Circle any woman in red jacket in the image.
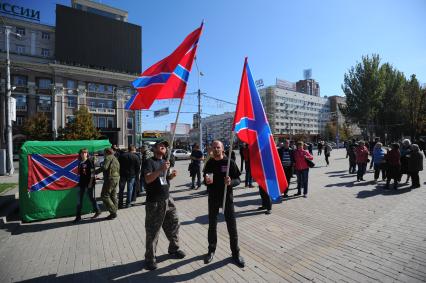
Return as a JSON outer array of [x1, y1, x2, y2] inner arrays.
[[385, 143, 401, 190], [293, 141, 314, 197], [355, 141, 369, 181]]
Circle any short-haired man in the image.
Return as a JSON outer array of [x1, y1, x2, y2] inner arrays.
[[144, 140, 185, 270], [118, 145, 141, 208], [203, 140, 245, 268]]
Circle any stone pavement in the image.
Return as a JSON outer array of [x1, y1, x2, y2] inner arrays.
[[0, 149, 425, 282]]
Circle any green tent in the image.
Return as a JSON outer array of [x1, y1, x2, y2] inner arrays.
[[19, 140, 111, 222]]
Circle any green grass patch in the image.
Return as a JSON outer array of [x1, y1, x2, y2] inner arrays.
[[0, 183, 18, 195]]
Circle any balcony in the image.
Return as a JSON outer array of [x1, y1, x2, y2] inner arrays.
[[88, 107, 116, 115], [16, 105, 27, 111], [37, 105, 52, 112]]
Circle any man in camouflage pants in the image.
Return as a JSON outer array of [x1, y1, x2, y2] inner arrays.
[[143, 140, 186, 270], [96, 147, 120, 220]]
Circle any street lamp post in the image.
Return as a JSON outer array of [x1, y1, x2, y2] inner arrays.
[[4, 26, 21, 175]]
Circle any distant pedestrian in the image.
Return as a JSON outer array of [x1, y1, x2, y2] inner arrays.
[[293, 141, 314, 197], [324, 142, 332, 166], [400, 139, 412, 183], [257, 186, 272, 214], [407, 144, 423, 189], [144, 140, 186, 270], [385, 143, 401, 190], [190, 143, 203, 189], [348, 141, 357, 174], [369, 137, 380, 169], [277, 140, 294, 198], [372, 142, 386, 182], [243, 144, 253, 188], [307, 143, 313, 155], [96, 148, 120, 220], [355, 141, 369, 181], [239, 144, 245, 172], [73, 148, 101, 223], [317, 141, 323, 156], [118, 145, 141, 208]]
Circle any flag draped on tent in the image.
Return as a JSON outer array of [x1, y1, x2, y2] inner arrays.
[[125, 23, 203, 110], [233, 58, 288, 200]]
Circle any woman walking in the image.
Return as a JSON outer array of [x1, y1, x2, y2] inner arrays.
[[293, 141, 314, 198], [385, 143, 401, 190], [355, 141, 369, 181], [372, 142, 386, 182], [400, 139, 412, 183], [407, 144, 423, 189]]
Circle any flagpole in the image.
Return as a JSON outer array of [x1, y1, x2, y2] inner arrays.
[[167, 98, 184, 161], [221, 122, 236, 214]]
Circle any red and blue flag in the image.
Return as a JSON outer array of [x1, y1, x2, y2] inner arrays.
[[125, 23, 203, 110], [28, 154, 80, 192], [233, 58, 288, 200]]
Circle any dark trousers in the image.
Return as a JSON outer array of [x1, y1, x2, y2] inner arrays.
[[208, 194, 239, 256], [76, 185, 99, 217], [145, 198, 180, 263], [245, 161, 252, 186], [283, 166, 293, 195], [318, 149, 322, 155], [240, 157, 244, 172], [357, 163, 367, 180], [349, 161, 356, 174], [325, 154, 330, 165], [296, 169, 309, 195], [410, 171, 420, 187], [258, 188, 271, 210], [191, 165, 201, 188], [374, 164, 386, 180]]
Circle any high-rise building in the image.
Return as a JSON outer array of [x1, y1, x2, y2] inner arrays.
[[296, 79, 320, 96], [0, 0, 142, 155], [200, 112, 234, 146]]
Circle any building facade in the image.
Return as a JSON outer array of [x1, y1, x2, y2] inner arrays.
[[0, 0, 141, 155], [296, 79, 320, 97], [259, 85, 330, 138], [200, 112, 234, 147]]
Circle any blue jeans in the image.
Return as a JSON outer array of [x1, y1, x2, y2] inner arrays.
[[76, 185, 100, 217], [119, 177, 136, 206], [296, 169, 309, 195]]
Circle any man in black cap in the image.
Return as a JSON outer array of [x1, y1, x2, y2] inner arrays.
[[143, 140, 185, 270], [203, 140, 245, 268]]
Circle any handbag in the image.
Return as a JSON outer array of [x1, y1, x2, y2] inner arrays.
[[305, 158, 315, 168]]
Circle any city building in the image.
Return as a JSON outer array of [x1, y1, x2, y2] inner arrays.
[[328, 95, 361, 137], [200, 112, 234, 146], [296, 79, 320, 96], [0, 0, 142, 155], [259, 84, 330, 139]]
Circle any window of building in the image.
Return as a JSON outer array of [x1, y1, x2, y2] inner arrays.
[[127, 117, 133, 130], [41, 32, 50, 40], [16, 27, 25, 36], [12, 75, 27, 86], [67, 80, 76, 90], [66, 115, 75, 124], [41, 48, 50, 57], [127, 135, 133, 146], [38, 96, 51, 105], [92, 117, 97, 127], [67, 96, 76, 108], [38, 78, 52, 89], [16, 44, 25, 54], [15, 116, 24, 126], [107, 117, 114, 128], [98, 117, 106, 128], [90, 101, 96, 108]]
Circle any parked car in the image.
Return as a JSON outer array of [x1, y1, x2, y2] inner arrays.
[[172, 149, 191, 160]]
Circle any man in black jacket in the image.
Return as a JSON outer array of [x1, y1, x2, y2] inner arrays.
[[118, 145, 141, 208], [203, 140, 245, 268]]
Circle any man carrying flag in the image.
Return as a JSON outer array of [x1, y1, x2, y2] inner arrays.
[[232, 58, 288, 201]]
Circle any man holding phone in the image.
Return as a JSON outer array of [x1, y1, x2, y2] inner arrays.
[[203, 140, 245, 268], [143, 140, 185, 270]]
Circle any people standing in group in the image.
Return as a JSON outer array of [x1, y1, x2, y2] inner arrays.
[[317, 141, 323, 156], [407, 144, 423, 189], [203, 140, 245, 267], [355, 141, 369, 181], [112, 144, 122, 159], [369, 137, 380, 170], [293, 141, 314, 198], [400, 139, 412, 184], [242, 143, 253, 188], [143, 140, 185, 271], [384, 143, 401, 190], [190, 143, 204, 190], [278, 140, 295, 198], [324, 142, 332, 166], [96, 147, 120, 220], [73, 148, 101, 223], [372, 142, 386, 182], [118, 145, 141, 209], [348, 140, 357, 174]]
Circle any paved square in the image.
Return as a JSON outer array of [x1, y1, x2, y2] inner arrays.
[[0, 149, 425, 282]]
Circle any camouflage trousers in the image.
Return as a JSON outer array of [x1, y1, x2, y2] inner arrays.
[[145, 197, 180, 263], [101, 177, 119, 214]]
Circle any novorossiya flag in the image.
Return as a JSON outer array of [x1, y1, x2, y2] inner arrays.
[[233, 58, 288, 200]]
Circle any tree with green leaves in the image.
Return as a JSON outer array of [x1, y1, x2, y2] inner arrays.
[[22, 113, 52, 140], [58, 106, 100, 140], [403, 75, 425, 139]]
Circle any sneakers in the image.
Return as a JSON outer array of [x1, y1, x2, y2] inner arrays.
[[169, 250, 186, 259], [204, 251, 214, 264], [145, 261, 157, 271]]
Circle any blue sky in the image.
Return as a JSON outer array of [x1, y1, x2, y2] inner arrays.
[[14, 0, 426, 131]]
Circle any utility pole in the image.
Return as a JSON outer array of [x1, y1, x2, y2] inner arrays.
[[195, 57, 203, 151], [4, 26, 20, 175]]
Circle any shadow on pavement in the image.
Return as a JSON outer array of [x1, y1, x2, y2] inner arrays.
[[18, 255, 232, 283], [357, 186, 412, 199], [180, 208, 264, 226], [325, 170, 347, 174]]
